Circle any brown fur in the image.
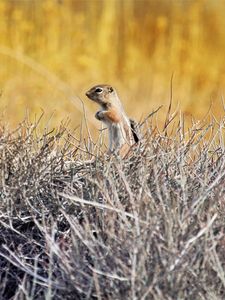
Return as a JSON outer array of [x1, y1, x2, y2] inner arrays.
[[100, 109, 122, 123]]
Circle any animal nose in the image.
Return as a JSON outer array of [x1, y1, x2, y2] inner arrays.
[[86, 91, 93, 100]]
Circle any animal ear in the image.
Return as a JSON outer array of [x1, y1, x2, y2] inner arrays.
[[108, 86, 114, 93]]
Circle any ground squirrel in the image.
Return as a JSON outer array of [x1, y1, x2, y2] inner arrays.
[[86, 84, 139, 156]]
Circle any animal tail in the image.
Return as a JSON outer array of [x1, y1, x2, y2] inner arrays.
[[129, 119, 140, 143]]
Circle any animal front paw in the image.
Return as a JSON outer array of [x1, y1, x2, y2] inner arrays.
[[95, 111, 104, 121]]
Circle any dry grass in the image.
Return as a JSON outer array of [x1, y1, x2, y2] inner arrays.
[[0, 107, 225, 299]]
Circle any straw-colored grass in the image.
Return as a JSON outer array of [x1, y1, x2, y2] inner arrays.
[[0, 0, 225, 129]]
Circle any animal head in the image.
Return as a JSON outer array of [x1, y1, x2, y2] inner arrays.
[[85, 84, 116, 107]]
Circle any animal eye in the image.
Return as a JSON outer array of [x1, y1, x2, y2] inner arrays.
[[95, 87, 103, 94]]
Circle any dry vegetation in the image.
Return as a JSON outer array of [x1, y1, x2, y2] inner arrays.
[[0, 107, 225, 299]]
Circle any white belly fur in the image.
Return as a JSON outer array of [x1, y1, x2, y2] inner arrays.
[[108, 120, 129, 152]]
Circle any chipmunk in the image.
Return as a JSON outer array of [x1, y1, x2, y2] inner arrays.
[[86, 84, 139, 156]]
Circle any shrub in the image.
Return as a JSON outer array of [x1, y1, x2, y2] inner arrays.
[[0, 111, 225, 299]]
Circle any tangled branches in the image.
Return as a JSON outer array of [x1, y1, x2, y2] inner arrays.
[[0, 112, 225, 299]]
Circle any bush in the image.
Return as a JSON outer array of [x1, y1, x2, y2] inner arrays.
[[0, 111, 225, 299]]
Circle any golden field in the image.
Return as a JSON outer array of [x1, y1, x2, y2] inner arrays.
[[0, 0, 225, 130]]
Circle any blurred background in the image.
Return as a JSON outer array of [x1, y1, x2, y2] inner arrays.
[[0, 0, 225, 131]]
